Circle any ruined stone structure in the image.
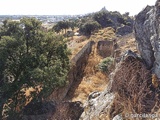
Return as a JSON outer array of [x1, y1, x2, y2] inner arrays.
[[48, 41, 95, 102], [97, 40, 114, 58]]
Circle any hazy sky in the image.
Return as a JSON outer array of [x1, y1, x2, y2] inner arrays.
[[0, 0, 157, 15]]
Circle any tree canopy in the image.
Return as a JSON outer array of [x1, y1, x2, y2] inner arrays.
[[52, 20, 70, 34], [0, 18, 70, 119], [79, 21, 101, 36]]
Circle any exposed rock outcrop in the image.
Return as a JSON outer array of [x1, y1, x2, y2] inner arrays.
[[134, 0, 160, 78], [80, 88, 115, 120], [116, 25, 133, 36]]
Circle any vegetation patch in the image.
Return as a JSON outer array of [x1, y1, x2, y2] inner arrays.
[[0, 18, 70, 119], [98, 57, 114, 73]]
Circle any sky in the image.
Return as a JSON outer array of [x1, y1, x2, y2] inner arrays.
[[0, 0, 157, 16]]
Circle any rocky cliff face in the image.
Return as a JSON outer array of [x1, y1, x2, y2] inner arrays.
[[134, 0, 160, 78]]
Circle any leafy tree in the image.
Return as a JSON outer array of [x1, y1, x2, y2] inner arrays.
[[68, 21, 75, 31], [79, 21, 100, 36], [0, 19, 22, 38], [93, 11, 113, 28], [53, 24, 61, 33], [52, 20, 69, 34], [0, 18, 70, 119], [117, 17, 126, 25]]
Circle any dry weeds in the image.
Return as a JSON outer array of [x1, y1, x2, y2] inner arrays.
[[111, 56, 157, 119], [90, 27, 116, 42], [71, 43, 109, 103], [67, 36, 89, 59], [117, 33, 137, 53], [67, 27, 116, 103]]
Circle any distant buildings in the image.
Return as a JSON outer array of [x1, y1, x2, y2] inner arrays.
[[0, 15, 81, 25]]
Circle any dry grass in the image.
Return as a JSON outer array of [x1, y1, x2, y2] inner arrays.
[[89, 27, 116, 42], [117, 33, 137, 53], [24, 86, 42, 105], [2, 86, 42, 119], [111, 33, 137, 63], [110, 56, 157, 119], [72, 72, 108, 103], [67, 28, 140, 114], [67, 27, 116, 103], [71, 43, 109, 103], [67, 36, 89, 59]]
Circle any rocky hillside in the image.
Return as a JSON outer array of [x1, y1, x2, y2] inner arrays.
[[80, 0, 160, 120], [75, 7, 134, 36], [22, 26, 137, 120], [21, 1, 160, 120]]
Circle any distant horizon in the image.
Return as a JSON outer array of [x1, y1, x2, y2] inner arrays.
[[0, 0, 156, 16]]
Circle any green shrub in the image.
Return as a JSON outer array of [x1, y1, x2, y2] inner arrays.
[[98, 57, 114, 72]]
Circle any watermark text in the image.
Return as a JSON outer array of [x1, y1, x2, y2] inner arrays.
[[125, 113, 160, 119]]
